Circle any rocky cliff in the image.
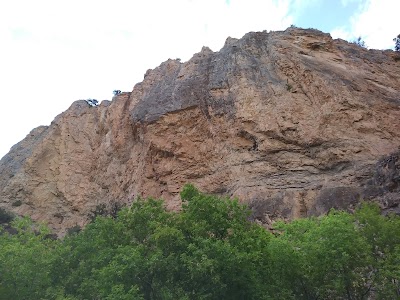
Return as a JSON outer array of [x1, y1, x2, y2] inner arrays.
[[1, 27, 400, 234]]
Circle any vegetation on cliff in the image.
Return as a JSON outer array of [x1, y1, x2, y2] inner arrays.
[[1, 185, 399, 299]]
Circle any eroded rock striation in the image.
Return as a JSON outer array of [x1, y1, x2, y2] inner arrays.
[[1, 28, 400, 234]]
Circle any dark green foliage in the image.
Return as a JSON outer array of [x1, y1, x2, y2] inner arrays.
[[87, 201, 124, 221], [87, 203, 108, 221], [394, 34, 400, 51], [0, 187, 399, 299], [49, 189, 270, 300], [272, 211, 372, 298], [11, 200, 22, 207], [0, 207, 14, 224], [269, 203, 400, 299], [0, 217, 57, 300], [352, 36, 367, 48], [66, 224, 81, 235]]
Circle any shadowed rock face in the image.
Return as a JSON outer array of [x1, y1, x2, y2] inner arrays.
[[1, 28, 400, 234]]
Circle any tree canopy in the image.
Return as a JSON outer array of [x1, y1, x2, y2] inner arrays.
[[352, 36, 367, 48], [1, 184, 399, 299], [394, 34, 400, 51]]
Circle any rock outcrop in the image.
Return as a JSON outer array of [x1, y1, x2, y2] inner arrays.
[[1, 27, 400, 234]]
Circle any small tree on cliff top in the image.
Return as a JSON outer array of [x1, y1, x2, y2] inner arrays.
[[352, 36, 367, 48], [394, 34, 400, 51]]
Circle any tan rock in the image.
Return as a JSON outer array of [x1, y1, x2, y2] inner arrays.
[[1, 28, 400, 234]]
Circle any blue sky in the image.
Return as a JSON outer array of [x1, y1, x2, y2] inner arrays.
[[0, 0, 398, 158], [291, 0, 361, 33]]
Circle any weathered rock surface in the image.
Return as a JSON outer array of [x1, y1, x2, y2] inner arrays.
[[1, 28, 400, 234]]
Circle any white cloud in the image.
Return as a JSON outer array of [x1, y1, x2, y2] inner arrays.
[[350, 0, 399, 49], [331, 27, 353, 41], [331, 0, 399, 49], [0, 0, 293, 158]]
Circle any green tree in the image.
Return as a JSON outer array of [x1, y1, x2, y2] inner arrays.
[[354, 203, 400, 298], [0, 217, 57, 300], [273, 211, 374, 299], [351, 36, 367, 48], [49, 185, 275, 299], [49, 198, 166, 299], [352, 36, 367, 48], [394, 34, 400, 51], [3, 186, 400, 299], [178, 184, 273, 299]]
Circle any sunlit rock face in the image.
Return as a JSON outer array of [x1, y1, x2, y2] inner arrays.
[[1, 27, 399, 234]]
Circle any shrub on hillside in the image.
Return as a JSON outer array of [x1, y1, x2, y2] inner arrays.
[[0, 208, 14, 224], [394, 34, 400, 51], [352, 36, 367, 48]]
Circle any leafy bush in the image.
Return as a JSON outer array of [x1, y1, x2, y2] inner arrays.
[[85, 99, 99, 107], [352, 36, 367, 48], [0, 208, 14, 224], [87, 201, 124, 221], [0, 188, 399, 299], [66, 225, 81, 235], [0, 217, 57, 300], [11, 200, 22, 207], [394, 34, 400, 51]]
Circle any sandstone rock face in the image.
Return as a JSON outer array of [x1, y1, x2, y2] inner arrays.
[[1, 28, 400, 234]]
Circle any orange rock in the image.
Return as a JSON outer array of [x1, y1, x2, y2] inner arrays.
[[1, 28, 399, 235]]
